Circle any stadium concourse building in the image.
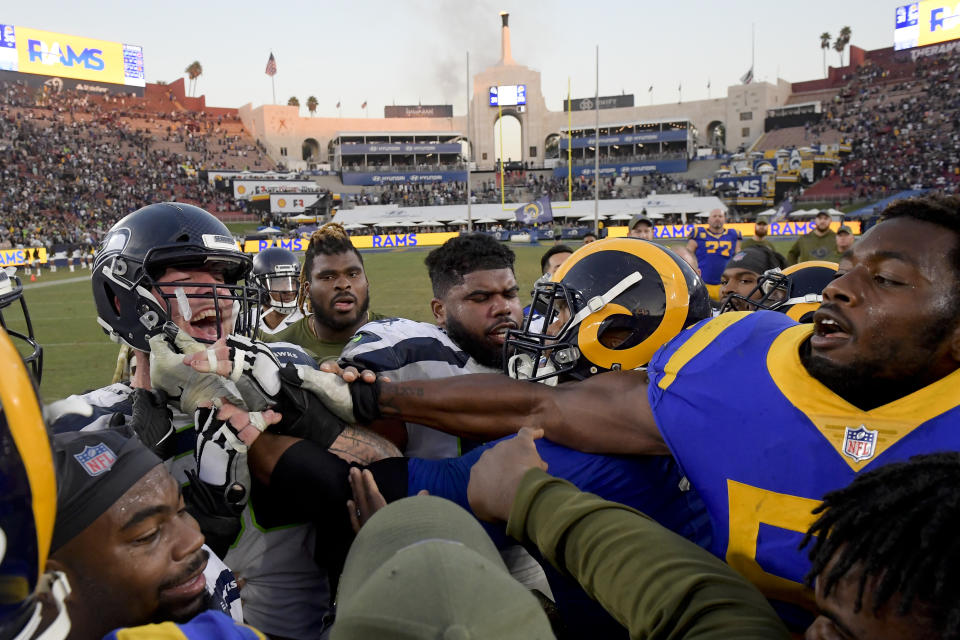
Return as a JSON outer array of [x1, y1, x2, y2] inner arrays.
[[238, 13, 791, 182]]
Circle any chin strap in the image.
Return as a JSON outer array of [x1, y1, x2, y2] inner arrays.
[[16, 571, 72, 640]]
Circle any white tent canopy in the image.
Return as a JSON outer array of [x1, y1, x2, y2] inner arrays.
[[332, 195, 726, 227]]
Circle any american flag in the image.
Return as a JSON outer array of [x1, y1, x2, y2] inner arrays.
[[265, 53, 277, 77], [361, 100, 367, 109], [336, 100, 341, 109]]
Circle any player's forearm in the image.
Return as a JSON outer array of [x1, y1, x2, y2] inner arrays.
[[376, 371, 667, 454], [508, 470, 790, 640], [376, 374, 540, 440]]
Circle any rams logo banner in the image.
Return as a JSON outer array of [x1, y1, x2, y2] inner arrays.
[[0, 248, 48, 266], [12, 26, 144, 87], [514, 197, 554, 224]]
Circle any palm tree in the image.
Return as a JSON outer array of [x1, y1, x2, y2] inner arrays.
[[184, 61, 202, 97], [820, 32, 831, 77], [306, 95, 318, 117], [287, 96, 300, 108], [834, 26, 852, 67]]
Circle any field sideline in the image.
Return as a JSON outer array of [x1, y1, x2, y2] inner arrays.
[[8, 239, 794, 402]]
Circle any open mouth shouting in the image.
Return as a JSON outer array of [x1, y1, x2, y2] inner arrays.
[[811, 306, 853, 351]]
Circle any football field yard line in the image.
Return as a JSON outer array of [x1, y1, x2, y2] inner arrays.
[[22, 275, 92, 289]]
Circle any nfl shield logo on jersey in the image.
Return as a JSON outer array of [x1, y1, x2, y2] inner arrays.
[[73, 442, 118, 477], [842, 425, 878, 462]]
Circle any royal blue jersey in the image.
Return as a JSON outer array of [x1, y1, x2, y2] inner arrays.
[[105, 610, 264, 640], [689, 227, 741, 284], [407, 437, 712, 550], [647, 310, 960, 615]]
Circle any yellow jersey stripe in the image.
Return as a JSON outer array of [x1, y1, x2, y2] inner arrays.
[[657, 312, 752, 391]]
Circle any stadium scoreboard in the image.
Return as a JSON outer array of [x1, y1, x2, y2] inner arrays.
[[895, 2, 960, 50], [0, 24, 144, 87], [489, 84, 526, 107]]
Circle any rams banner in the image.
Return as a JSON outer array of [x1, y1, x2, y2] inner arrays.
[[242, 233, 459, 253], [0, 248, 48, 266], [606, 221, 861, 239], [0, 25, 144, 86]]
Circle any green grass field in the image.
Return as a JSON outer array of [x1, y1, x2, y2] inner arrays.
[[8, 238, 796, 402], [7, 245, 550, 401]]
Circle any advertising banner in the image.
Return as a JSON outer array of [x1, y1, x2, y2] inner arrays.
[[566, 94, 635, 110], [0, 247, 48, 266], [384, 105, 454, 118], [341, 171, 467, 186], [559, 129, 688, 149], [270, 193, 321, 213], [339, 143, 462, 155], [241, 232, 459, 253], [713, 175, 764, 196], [232, 179, 319, 200], [554, 159, 688, 178], [2, 24, 144, 86], [606, 221, 860, 239]]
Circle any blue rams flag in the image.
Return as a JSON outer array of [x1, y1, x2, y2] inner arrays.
[[515, 196, 553, 225]]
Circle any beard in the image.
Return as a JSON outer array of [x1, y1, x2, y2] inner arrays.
[[445, 313, 504, 370], [313, 292, 370, 332], [799, 318, 956, 411]]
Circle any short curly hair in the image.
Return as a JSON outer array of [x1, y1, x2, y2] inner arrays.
[[424, 234, 515, 298]]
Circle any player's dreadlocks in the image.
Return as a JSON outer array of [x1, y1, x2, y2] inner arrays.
[[801, 452, 960, 637], [297, 222, 364, 313], [425, 233, 515, 298]]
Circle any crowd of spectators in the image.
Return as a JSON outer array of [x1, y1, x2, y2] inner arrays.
[[816, 51, 960, 199], [0, 80, 271, 251]]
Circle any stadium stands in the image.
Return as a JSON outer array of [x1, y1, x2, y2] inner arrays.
[[0, 79, 274, 250]]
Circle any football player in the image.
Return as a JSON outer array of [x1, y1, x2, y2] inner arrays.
[[0, 322, 263, 640], [51, 202, 387, 640], [186, 235, 713, 637], [721, 260, 839, 322], [304, 194, 960, 629], [0, 267, 42, 381], [262, 223, 385, 362], [686, 208, 741, 300], [251, 247, 304, 335]]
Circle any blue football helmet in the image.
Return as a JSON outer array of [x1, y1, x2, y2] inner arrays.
[[0, 268, 42, 382], [91, 203, 260, 351]]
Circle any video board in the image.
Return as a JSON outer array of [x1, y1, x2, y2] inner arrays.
[[0, 24, 144, 87], [489, 85, 526, 107], [895, 2, 960, 50]]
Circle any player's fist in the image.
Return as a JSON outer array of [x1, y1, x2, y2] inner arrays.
[[468, 427, 548, 523]]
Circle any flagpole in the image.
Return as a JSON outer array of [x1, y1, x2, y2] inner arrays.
[[271, 76, 276, 105], [466, 50, 472, 233], [593, 44, 599, 236]]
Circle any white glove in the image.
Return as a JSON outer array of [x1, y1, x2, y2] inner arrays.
[[293, 364, 357, 423], [148, 328, 241, 414], [193, 403, 261, 509]]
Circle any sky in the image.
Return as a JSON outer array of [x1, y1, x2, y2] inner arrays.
[[4, 1, 907, 117]]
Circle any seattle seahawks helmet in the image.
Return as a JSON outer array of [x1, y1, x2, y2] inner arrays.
[[721, 260, 838, 322], [506, 238, 711, 383], [252, 247, 301, 316], [0, 268, 42, 382], [0, 325, 71, 640], [91, 202, 260, 351]]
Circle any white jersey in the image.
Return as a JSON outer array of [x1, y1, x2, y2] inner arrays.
[[258, 307, 304, 335], [340, 317, 499, 459], [47, 341, 331, 639]]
